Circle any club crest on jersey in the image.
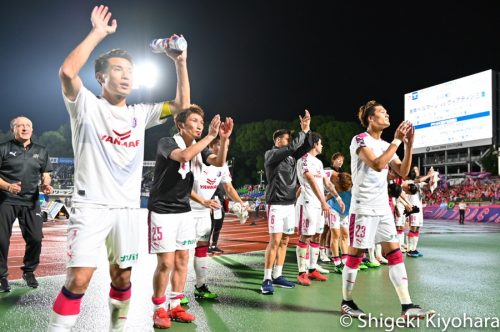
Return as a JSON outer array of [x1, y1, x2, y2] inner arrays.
[[100, 129, 140, 148], [131, 117, 137, 128]]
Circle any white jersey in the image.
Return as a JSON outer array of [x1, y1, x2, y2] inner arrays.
[[407, 181, 424, 209], [350, 132, 397, 215], [190, 163, 232, 211], [296, 153, 325, 208], [64, 85, 167, 208]]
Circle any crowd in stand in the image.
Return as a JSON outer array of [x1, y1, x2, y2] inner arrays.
[[422, 176, 499, 205], [49, 163, 499, 206], [50, 164, 74, 189]]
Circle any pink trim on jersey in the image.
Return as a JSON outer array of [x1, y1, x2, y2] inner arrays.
[[300, 154, 310, 173], [345, 255, 363, 269], [387, 249, 403, 265], [195, 246, 209, 257], [355, 132, 368, 148], [53, 292, 82, 316], [109, 285, 131, 301], [389, 197, 395, 214], [349, 214, 356, 247], [298, 204, 304, 236], [397, 230, 404, 235], [152, 295, 166, 305]]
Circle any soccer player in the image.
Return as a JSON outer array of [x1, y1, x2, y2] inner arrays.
[[341, 100, 434, 319], [48, 5, 190, 331], [148, 105, 233, 328], [296, 132, 345, 286], [406, 166, 435, 257], [188, 136, 246, 301], [326, 172, 352, 273], [261, 110, 311, 294]]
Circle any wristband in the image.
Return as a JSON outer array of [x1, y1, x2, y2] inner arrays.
[[391, 138, 402, 147], [335, 195, 342, 201]]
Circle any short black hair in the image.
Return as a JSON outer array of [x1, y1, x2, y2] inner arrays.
[[310, 132, 322, 145], [407, 183, 418, 195], [94, 49, 133, 75], [273, 129, 291, 142], [174, 104, 205, 131]]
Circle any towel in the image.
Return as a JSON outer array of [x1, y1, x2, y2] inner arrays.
[[173, 133, 204, 179]]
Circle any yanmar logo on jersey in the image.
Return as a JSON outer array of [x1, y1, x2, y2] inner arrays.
[[100, 129, 140, 148], [200, 178, 218, 190]]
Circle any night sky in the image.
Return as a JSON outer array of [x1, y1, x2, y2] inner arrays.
[[2, 1, 500, 141]]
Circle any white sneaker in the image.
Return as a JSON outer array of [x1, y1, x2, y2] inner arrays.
[[315, 264, 330, 274], [376, 256, 388, 264], [320, 251, 331, 262]]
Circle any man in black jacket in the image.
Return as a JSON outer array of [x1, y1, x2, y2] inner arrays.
[[260, 110, 311, 294], [0, 116, 53, 292]]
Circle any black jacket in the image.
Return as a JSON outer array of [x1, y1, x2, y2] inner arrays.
[[264, 131, 311, 205]]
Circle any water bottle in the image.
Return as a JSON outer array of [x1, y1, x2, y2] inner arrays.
[[213, 197, 223, 219], [150, 36, 188, 53]]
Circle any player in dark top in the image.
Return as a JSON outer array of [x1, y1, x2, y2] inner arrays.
[[148, 105, 233, 328], [0, 116, 53, 292], [260, 110, 311, 294]]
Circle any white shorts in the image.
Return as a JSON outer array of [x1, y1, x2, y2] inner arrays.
[[339, 214, 349, 228], [67, 207, 141, 269], [325, 211, 340, 229], [395, 206, 406, 227], [409, 212, 424, 227], [349, 213, 398, 249], [148, 211, 196, 254], [297, 203, 324, 236], [267, 204, 295, 234], [193, 209, 212, 242]]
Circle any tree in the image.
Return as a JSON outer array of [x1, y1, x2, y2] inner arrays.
[[314, 115, 361, 173], [228, 117, 361, 187], [481, 149, 499, 175], [144, 122, 177, 160], [231, 119, 288, 185], [0, 130, 11, 143], [39, 131, 69, 157]]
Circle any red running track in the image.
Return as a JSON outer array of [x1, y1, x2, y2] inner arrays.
[[7, 213, 297, 280]]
